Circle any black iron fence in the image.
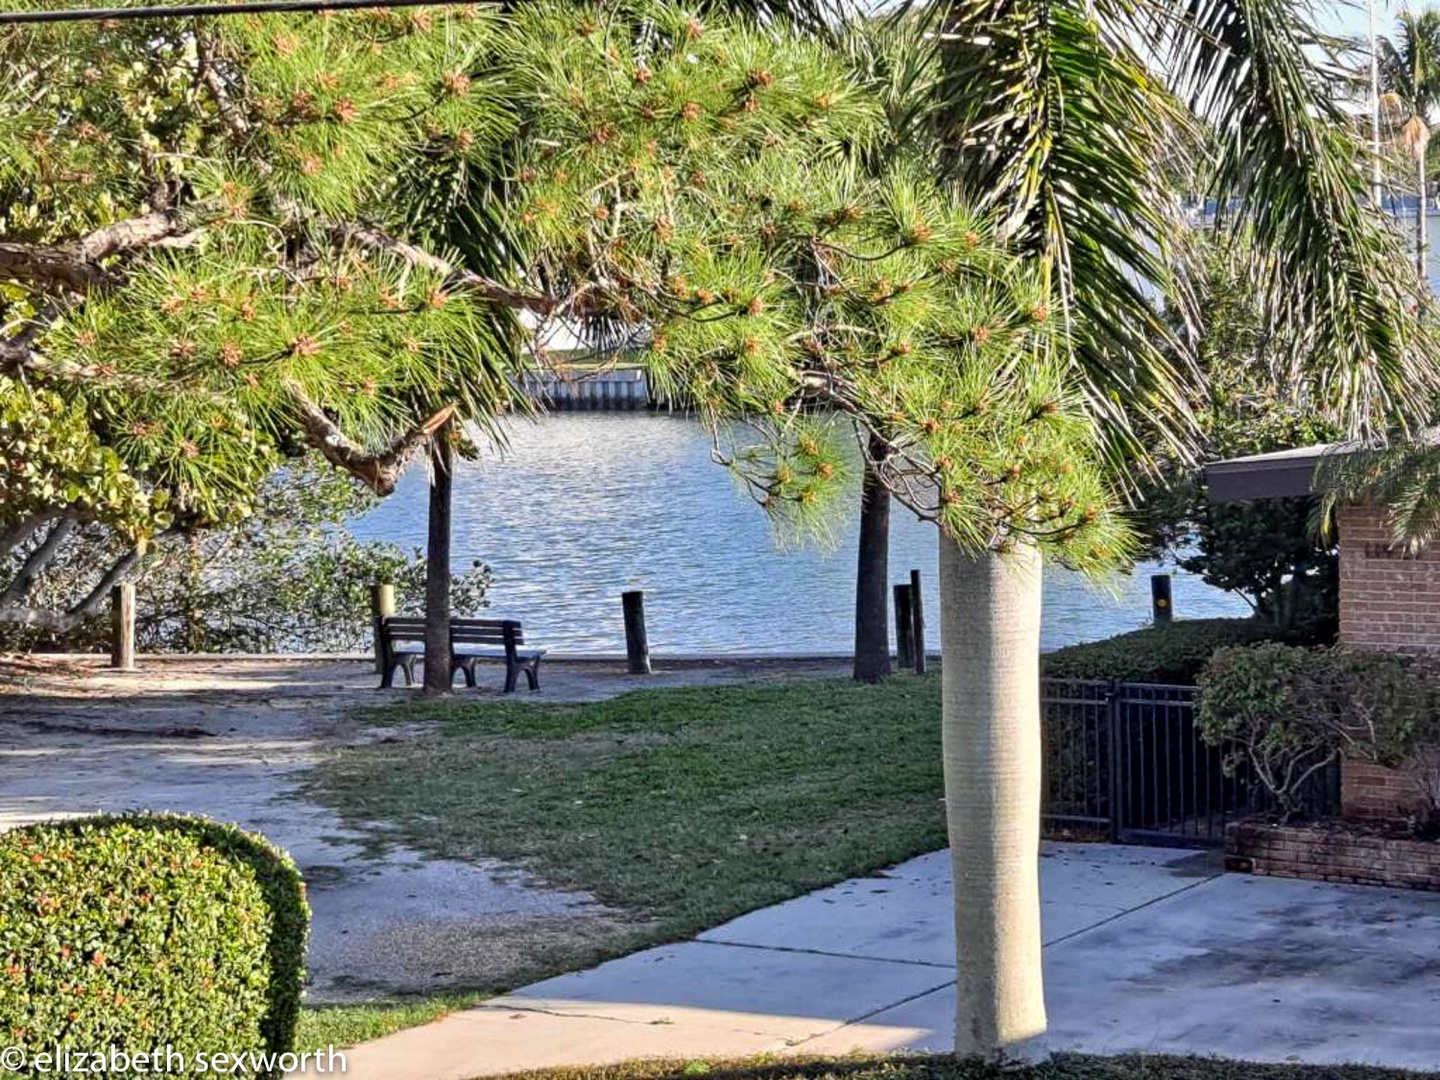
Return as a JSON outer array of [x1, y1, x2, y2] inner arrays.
[[1040, 677, 1339, 848]]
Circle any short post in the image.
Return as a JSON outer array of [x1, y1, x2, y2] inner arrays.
[[109, 583, 135, 671], [370, 582, 395, 673], [1150, 573, 1173, 625], [1106, 679, 1122, 842], [909, 568, 927, 675], [893, 583, 915, 670], [622, 589, 652, 675]]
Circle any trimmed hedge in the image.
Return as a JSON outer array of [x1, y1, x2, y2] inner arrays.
[[0, 814, 308, 1078], [1041, 617, 1281, 685]]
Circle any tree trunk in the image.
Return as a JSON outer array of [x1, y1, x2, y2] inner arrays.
[[939, 535, 1047, 1060], [1419, 144, 1430, 288], [184, 532, 204, 653], [423, 422, 455, 696], [853, 433, 891, 682]]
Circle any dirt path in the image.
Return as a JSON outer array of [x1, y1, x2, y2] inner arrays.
[[0, 655, 846, 1002]]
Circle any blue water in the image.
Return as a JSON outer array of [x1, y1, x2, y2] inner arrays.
[[350, 414, 1250, 654]]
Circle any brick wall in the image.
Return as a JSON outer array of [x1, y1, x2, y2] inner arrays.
[[1336, 505, 1439, 819], [1228, 822, 1439, 890], [1342, 760, 1428, 821], [1338, 504, 1440, 652]]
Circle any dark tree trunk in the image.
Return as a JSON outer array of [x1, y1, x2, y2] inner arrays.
[[853, 432, 891, 683], [423, 422, 454, 696], [183, 531, 204, 652]]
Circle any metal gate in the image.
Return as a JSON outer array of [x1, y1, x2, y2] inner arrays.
[[1040, 677, 1339, 848]]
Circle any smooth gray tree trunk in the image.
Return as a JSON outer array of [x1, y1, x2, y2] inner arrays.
[[939, 535, 1047, 1060]]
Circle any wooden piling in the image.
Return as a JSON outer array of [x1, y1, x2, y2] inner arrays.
[[1151, 573, 1174, 625], [370, 582, 395, 673], [910, 568, 927, 675], [622, 590, 652, 675], [109, 583, 136, 671], [894, 583, 915, 670]]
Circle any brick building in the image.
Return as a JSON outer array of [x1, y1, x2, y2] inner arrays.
[[1206, 446, 1435, 820]]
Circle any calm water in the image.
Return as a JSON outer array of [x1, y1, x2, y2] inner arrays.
[[351, 414, 1249, 654]]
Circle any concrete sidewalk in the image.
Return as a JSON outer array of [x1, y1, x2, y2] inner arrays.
[[322, 843, 1440, 1079]]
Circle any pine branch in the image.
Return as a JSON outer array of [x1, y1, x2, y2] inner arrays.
[[0, 206, 217, 294], [196, 35, 249, 139], [284, 379, 455, 495], [333, 224, 564, 314]]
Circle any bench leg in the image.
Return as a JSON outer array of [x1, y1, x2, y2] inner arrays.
[[524, 660, 540, 692], [455, 659, 478, 694], [379, 663, 395, 690], [503, 663, 519, 694], [400, 655, 417, 687]]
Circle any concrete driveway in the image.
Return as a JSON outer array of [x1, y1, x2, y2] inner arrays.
[[326, 843, 1440, 1079]]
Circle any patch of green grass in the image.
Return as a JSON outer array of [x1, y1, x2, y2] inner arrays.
[[482, 1053, 1437, 1080], [304, 677, 945, 939], [298, 992, 488, 1052]]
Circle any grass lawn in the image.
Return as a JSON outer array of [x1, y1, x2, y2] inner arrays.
[[482, 1054, 1437, 1080], [298, 991, 489, 1053], [304, 677, 945, 942]]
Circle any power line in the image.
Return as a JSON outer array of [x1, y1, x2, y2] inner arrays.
[[0, 0, 469, 25]]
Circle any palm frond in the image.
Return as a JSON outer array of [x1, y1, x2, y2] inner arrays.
[[927, 0, 1201, 469], [1160, 0, 1440, 436], [1314, 434, 1440, 552]]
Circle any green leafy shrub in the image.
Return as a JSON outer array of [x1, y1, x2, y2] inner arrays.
[[1198, 644, 1440, 823], [2, 460, 491, 654], [1196, 643, 1339, 818], [0, 814, 308, 1078], [1041, 618, 1281, 684]]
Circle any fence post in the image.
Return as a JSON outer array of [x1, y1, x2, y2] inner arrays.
[[893, 584, 915, 670], [109, 583, 136, 671], [1106, 678, 1122, 842], [909, 569, 926, 675], [622, 590, 652, 675], [1150, 573, 1173, 625], [370, 583, 395, 673]]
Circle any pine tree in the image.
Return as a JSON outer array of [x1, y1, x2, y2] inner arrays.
[[1, 3, 522, 629]]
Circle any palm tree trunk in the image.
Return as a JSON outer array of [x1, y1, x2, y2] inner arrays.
[[853, 433, 892, 683], [423, 422, 454, 696], [1419, 144, 1430, 288], [939, 534, 1046, 1060]]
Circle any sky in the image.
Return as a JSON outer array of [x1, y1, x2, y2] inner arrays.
[[1326, 0, 1419, 42]]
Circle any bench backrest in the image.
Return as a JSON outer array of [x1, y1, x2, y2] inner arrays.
[[450, 618, 523, 647], [380, 617, 427, 644], [380, 616, 523, 648]]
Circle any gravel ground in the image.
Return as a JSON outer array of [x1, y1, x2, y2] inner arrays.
[[0, 654, 847, 1002]]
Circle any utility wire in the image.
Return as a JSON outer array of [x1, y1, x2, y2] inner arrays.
[[0, 0, 470, 25]]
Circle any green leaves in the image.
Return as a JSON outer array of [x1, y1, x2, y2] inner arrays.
[[0, 377, 158, 540], [932, 0, 1198, 461], [0, 814, 308, 1078], [2, 0, 1136, 580]]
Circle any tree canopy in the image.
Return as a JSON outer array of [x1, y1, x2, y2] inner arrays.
[[3, 0, 1138, 634]]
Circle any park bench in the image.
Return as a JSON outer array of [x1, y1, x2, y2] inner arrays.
[[377, 616, 546, 693]]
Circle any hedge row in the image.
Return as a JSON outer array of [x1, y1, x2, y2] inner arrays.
[[0, 814, 308, 1078], [1040, 617, 1286, 685]]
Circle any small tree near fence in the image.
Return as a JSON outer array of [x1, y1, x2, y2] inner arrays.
[[1200, 643, 1440, 830]]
